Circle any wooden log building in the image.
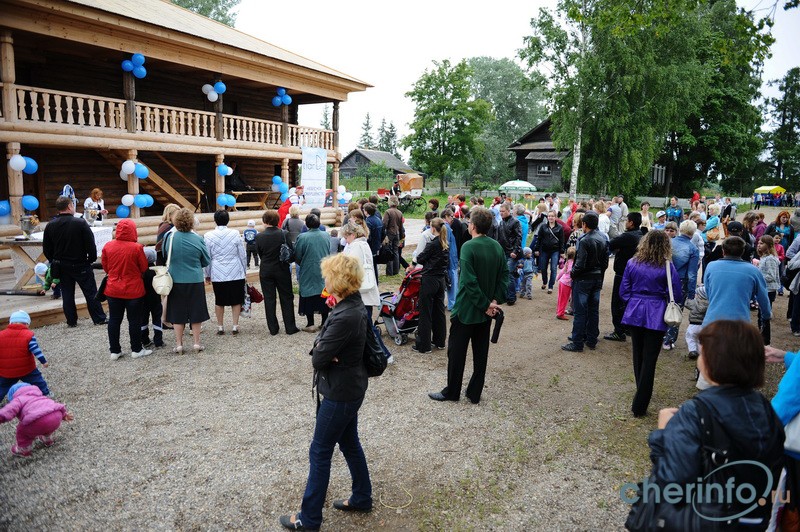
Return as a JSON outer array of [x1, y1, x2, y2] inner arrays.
[[0, 0, 371, 222]]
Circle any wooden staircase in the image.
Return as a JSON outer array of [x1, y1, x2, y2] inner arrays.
[[95, 149, 200, 211]]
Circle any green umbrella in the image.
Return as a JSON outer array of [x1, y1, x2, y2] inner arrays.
[[498, 180, 537, 195]]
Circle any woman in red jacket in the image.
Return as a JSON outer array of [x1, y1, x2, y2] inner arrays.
[[101, 219, 149, 361]]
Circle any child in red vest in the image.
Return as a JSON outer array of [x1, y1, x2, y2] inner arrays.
[[0, 382, 73, 457], [0, 310, 51, 399]]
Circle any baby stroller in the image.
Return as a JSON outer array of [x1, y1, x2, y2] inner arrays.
[[376, 268, 422, 346]]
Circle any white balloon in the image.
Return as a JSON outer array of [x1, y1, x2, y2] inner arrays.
[[121, 160, 136, 174], [119, 170, 129, 182], [9, 155, 26, 171], [207, 91, 219, 102], [121, 194, 134, 207], [272, 184, 280, 192], [337, 185, 346, 195], [343, 192, 353, 201], [201, 84, 213, 95], [226, 166, 233, 176]]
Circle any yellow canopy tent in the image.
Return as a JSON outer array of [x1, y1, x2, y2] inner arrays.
[[754, 185, 786, 194]]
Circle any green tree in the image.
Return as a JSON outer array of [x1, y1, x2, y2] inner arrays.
[[320, 104, 331, 130], [377, 118, 400, 158], [466, 57, 546, 184], [171, 0, 240, 25], [401, 59, 492, 193], [352, 162, 392, 190], [766, 68, 800, 187], [358, 113, 375, 149]]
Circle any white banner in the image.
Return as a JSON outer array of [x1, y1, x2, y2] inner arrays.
[[301, 147, 327, 209]]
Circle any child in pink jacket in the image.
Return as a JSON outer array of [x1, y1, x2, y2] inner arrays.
[[0, 382, 73, 457], [556, 247, 576, 320]]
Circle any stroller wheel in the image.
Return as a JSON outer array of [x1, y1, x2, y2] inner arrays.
[[394, 334, 405, 346]]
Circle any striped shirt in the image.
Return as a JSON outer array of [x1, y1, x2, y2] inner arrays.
[[29, 336, 47, 364]]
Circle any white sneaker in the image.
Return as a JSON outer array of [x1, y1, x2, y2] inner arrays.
[[110, 352, 123, 361], [131, 348, 153, 359], [387, 355, 395, 364]]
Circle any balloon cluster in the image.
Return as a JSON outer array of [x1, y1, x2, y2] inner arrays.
[[271, 175, 291, 201], [22, 195, 39, 211], [271, 87, 292, 107], [336, 185, 353, 205], [217, 163, 234, 177], [121, 53, 147, 79], [217, 194, 237, 207], [119, 160, 149, 181], [202, 81, 227, 103], [121, 193, 154, 209], [8, 154, 38, 174]]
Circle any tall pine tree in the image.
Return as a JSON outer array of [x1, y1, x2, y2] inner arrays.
[[358, 113, 375, 149]]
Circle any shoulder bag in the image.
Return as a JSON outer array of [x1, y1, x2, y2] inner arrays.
[[664, 260, 683, 327], [151, 231, 174, 296], [279, 230, 295, 264], [359, 244, 377, 291], [363, 308, 387, 377]]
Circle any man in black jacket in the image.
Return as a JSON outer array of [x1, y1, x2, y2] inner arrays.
[[43, 196, 107, 326], [563, 212, 608, 352], [497, 203, 522, 305], [604, 213, 643, 342]]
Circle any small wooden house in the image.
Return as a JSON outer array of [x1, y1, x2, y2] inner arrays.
[[508, 118, 569, 191], [0, 0, 370, 220], [339, 149, 417, 179]]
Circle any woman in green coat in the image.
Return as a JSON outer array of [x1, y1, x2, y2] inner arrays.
[[294, 213, 333, 332]]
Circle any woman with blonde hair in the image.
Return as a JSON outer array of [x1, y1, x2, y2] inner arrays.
[[280, 253, 373, 531], [410, 218, 449, 354], [282, 205, 305, 245], [703, 203, 721, 243], [620, 230, 682, 417], [83, 188, 108, 224]]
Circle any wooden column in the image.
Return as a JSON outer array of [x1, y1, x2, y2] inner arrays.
[[122, 71, 136, 132], [281, 158, 289, 186], [215, 154, 225, 206], [6, 142, 23, 221], [127, 149, 140, 218], [281, 105, 289, 146], [214, 77, 223, 141], [1, 31, 17, 122], [332, 102, 340, 206]]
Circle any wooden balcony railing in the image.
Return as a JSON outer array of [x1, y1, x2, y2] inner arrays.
[[9, 85, 336, 151], [16, 85, 126, 129]]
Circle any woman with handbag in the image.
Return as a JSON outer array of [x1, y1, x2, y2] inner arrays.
[[341, 221, 392, 362], [255, 210, 300, 336], [294, 214, 332, 333], [203, 210, 247, 336], [101, 218, 149, 360], [409, 218, 449, 354], [619, 230, 682, 417], [163, 208, 211, 353], [279, 253, 373, 531], [535, 210, 565, 293]]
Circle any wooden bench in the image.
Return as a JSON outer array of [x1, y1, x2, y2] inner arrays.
[[229, 191, 283, 210]]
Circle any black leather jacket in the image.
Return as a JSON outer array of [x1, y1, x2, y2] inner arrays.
[[571, 229, 609, 281], [497, 216, 522, 257], [312, 292, 368, 401]]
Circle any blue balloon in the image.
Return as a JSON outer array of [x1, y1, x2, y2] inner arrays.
[[217, 164, 229, 177], [134, 194, 148, 208], [338, 197, 346, 205], [281, 193, 290, 201], [213, 81, 227, 94], [278, 182, 289, 194], [21, 195, 39, 211], [22, 157, 38, 174], [216, 195, 227, 207], [281, 94, 292, 106], [0, 200, 10, 216], [116, 205, 130, 218], [226, 194, 237, 207], [272, 175, 282, 184], [277, 88, 286, 96], [131, 53, 146, 66], [134, 163, 149, 179], [272, 96, 282, 107], [133, 66, 147, 79], [121, 60, 134, 72]]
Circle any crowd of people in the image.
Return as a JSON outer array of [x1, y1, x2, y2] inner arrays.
[[8, 188, 800, 529]]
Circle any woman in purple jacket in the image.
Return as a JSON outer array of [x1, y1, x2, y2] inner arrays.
[[620, 230, 682, 417]]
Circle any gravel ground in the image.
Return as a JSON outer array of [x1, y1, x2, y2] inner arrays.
[[0, 241, 792, 530]]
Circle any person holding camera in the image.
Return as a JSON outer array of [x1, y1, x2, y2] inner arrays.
[[428, 207, 508, 405]]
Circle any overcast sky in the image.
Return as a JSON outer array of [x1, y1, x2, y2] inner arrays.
[[236, 0, 800, 158]]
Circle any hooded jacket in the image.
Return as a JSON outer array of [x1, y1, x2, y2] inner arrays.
[[0, 385, 67, 427], [101, 219, 148, 299]]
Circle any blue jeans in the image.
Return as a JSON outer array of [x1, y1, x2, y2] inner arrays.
[[571, 279, 603, 348], [298, 396, 372, 528], [0, 369, 50, 399], [506, 257, 517, 303], [447, 266, 458, 311], [539, 250, 560, 290]]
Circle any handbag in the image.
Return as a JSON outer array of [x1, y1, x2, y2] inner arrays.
[[279, 230, 295, 264], [664, 260, 683, 327], [247, 283, 264, 304], [95, 275, 108, 302], [363, 309, 387, 377], [706, 226, 720, 241], [151, 231, 174, 296], [360, 247, 377, 291], [374, 243, 394, 265]]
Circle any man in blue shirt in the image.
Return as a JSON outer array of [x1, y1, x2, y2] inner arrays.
[[662, 220, 699, 350]]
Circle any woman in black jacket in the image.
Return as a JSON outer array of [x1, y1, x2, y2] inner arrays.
[[280, 253, 372, 531], [411, 218, 450, 354], [255, 209, 299, 336], [536, 211, 565, 293]]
